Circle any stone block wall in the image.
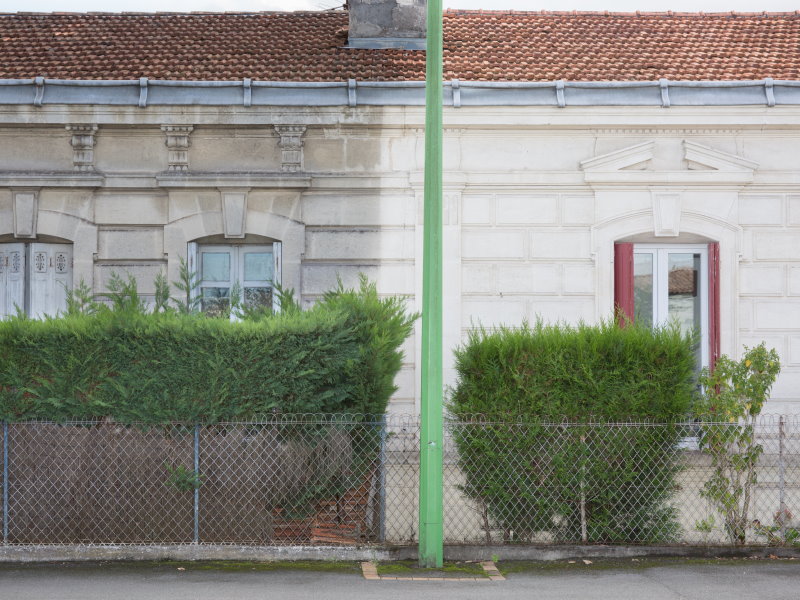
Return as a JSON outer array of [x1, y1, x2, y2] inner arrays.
[[1, 106, 800, 413]]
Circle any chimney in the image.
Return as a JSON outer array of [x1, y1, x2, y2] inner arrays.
[[347, 0, 427, 50]]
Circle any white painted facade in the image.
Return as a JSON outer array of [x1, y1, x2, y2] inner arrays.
[[1, 102, 799, 413]]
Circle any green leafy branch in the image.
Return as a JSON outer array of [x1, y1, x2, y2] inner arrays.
[[694, 343, 781, 545], [163, 462, 204, 492]]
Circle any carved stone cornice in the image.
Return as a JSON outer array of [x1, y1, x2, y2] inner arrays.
[[161, 125, 194, 172], [581, 139, 758, 187], [66, 124, 98, 172], [155, 173, 310, 189], [274, 125, 307, 173]]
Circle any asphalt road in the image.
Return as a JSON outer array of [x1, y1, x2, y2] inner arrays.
[[1, 559, 799, 600]]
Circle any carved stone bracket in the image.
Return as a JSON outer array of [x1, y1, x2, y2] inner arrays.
[[651, 189, 683, 237], [274, 125, 307, 173], [221, 189, 249, 239], [66, 124, 98, 172], [13, 190, 38, 238], [161, 125, 194, 172]]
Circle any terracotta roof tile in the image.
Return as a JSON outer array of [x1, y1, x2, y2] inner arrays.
[[0, 10, 798, 81]]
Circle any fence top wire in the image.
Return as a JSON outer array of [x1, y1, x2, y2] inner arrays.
[[3, 413, 800, 428], [447, 413, 800, 428], [2, 413, 403, 427]]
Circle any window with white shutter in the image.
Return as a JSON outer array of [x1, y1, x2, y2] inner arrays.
[[0, 242, 72, 319]]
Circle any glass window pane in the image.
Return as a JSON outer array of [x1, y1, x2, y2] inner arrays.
[[633, 253, 654, 327], [244, 287, 273, 310], [243, 252, 273, 282], [201, 287, 230, 317], [668, 253, 701, 336], [201, 252, 230, 282]]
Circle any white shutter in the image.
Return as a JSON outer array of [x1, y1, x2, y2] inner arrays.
[[187, 242, 198, 280], [272, 242, 282, 313], [1, 243, 26, 318], [52, 244, 73, 317], [29, 243, 72, 318], [187, 241, 199, 306]]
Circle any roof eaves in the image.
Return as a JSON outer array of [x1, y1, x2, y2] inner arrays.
[[2, 77, 800, 108]]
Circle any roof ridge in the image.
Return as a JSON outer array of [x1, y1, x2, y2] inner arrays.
[[0, 10, 342, 16], [443, 9, 800, 17], [2, 10, 800, 18]]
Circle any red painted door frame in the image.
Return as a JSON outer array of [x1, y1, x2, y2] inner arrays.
[[615, 241, 721, 371], [614, 242, 634, 325]]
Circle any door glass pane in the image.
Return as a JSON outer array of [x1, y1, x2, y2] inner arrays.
[[201, 287, 230, 317], [244, 287, 273, 310], [667, 253, 700, 337], [243, 252, 273, 282], [633, 253, 654, 327], [201, 252, 230, 282]]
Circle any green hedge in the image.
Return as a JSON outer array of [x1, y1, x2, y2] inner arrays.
[[450, 320, 696, 543], [0, 278, 415, 423]]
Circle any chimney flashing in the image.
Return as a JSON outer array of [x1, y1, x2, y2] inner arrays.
[[346, 37, 427, 50]]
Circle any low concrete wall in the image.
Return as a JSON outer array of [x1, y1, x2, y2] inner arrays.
[[2, 543, 800, 563]]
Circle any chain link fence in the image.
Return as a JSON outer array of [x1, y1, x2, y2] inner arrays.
[[1, 415, 799, 547], [443, 416, 800, 546]]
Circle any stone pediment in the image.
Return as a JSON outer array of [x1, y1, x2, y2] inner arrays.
[[581, 139, 758, 185]]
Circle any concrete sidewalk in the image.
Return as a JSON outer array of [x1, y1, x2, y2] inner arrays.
[[0, 559, 798, 600]]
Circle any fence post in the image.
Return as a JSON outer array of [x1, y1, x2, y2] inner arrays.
[[193, 424, 200, 544], [378, 415, 387, 543], [2, 421, 8, 545], [779, 415, 787, 540], [579, 432, 588, 544]]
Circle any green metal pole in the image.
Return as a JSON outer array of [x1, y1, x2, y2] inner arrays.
[[419, 0, 443, 569]]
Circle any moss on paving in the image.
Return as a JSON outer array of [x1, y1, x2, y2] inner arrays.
[[497, 556, 798, 576], [160, 560, 361, 573], [0, 560, 361, 574], [5, 556, 795, 577]]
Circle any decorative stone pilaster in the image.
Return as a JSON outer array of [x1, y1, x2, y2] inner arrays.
[[161, 125, 194, 172], [274, 125, 307, 173], [66, 124, 98, 172]]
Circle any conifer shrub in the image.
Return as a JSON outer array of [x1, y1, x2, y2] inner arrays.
[[450, 320, 696, 544], [0, 277, 415, 423], [314, 275, 414, 416]]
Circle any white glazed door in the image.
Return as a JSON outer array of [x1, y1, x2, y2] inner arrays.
[[198, 245, 235, 317], [0, 243, 25, 318], [239, 245, 275, 312], [28, 243, 72, 319], [272, 242, 282, 312], [633, 244, 708, 370], [196, 243, 280, 317]]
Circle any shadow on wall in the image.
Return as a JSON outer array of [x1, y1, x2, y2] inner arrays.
[[299, 112, 417, 307]]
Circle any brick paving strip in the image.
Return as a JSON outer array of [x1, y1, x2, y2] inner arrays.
[[360, 560, 504, 582], [480, 560, 506, 581]]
